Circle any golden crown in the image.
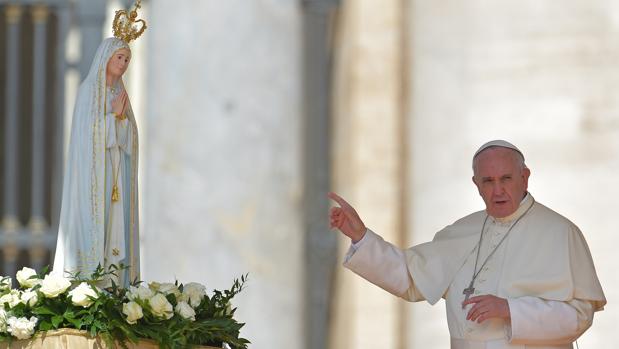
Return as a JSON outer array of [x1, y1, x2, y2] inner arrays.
[[112, 0, 147, 44]]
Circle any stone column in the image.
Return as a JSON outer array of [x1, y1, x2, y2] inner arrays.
[[28, 4, 51, 271], [2, 4, 24, 279], [142, 1, 303, 348], [2, 4, 23, 234], [330, 0, 408, 348], [301, 1, 339, 349]]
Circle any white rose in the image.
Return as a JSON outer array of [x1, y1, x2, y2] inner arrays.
[[177, 292, 189, 303], [175, 301, 196, 321], [0, 277, 12, 291], [155, 283, 181, 298], [20, 290, 38, 307], [39, 274, 71, 298], [127, 285, 154, 301], [148, 282, 158, 289], [68, 283, 98, 307], [0, 290, 22, 308], [150, 282, 181, 296], [16, 267, 40, 288], [148, 281, 162, 292], [6, 316, 37, 340], [148, 294, 173, 319], [122, 301, 143, 324], [182, 282, 206, 308], [0, 308, 8, 333]]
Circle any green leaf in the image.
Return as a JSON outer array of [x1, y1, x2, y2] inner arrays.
[[93, 320, 104, 331], [82, 314, 94, 325], [39, 321, 53, 331], [33, 305, 59, 316], [63, 310, 76, 319], [51, 315, 64, 328]]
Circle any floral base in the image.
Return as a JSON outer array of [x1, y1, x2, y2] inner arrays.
[[0, 267, 248, 348], [0, 328, 220, 349]]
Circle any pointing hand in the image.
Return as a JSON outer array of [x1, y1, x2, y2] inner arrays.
[[328, 192, 367, 243]]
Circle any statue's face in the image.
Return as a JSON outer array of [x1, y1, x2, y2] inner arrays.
[[472, 148, 530, 218], [106, 48, 131, 79]]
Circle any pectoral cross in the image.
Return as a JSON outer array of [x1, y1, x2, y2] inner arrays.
[[462, 280, 475, 308]]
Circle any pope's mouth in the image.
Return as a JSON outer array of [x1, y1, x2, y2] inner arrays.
[[493, 200, 509, 205]]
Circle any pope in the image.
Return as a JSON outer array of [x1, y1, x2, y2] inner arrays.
[[329, 140, 606, 349]]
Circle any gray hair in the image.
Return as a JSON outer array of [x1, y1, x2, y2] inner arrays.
[[472, 146, 527, 174]]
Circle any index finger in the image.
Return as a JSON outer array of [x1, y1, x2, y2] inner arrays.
[[328, 192, 352, 209]]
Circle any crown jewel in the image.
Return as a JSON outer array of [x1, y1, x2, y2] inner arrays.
[[113, 0, 147, 43]]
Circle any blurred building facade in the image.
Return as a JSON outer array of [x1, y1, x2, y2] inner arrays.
[[0, 0, 617, 349]]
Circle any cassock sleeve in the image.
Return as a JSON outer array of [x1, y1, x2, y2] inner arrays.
[[507, 296, 594, 345], [343, 231, 371, 262], [343, 229, 425, 301]]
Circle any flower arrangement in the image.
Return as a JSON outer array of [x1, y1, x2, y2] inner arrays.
[[0, 265, 249, 349]]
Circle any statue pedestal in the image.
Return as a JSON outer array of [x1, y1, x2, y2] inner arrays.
[[2, 329, 220, 349]]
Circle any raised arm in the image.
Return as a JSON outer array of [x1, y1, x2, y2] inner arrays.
[[328, 192, 424, 301]]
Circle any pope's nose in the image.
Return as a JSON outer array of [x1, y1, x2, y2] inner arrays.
[[492, 183, 505, 196]]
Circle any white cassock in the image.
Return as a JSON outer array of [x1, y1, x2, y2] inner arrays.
[[344, 193, 606, 349]]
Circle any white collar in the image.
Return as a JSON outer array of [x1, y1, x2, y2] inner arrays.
[[491, 193, 533, 224]]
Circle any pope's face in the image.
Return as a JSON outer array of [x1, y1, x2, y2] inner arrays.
[[472, 148, 530, 218], [106, 48, 131, 79]]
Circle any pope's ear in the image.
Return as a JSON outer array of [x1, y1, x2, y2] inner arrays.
[[522, 167, 531, 187], [472, 176, 481, 194]]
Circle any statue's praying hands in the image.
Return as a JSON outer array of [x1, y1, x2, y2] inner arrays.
[[111, 89, 129, 119]]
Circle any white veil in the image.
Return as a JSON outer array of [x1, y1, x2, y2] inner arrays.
[[53, 37, 140, 281]]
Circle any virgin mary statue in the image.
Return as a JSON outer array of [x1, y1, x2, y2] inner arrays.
[[54, 3, 146, 285]]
